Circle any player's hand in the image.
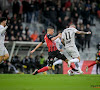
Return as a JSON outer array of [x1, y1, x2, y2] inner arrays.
[[59, 49, 63, 52], [87, 31, 91, 34], [30, 50, 35, 54], [5, 26, 8, 29], [58, 33, 62, 38]]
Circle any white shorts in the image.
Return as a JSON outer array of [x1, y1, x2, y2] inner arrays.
[[64, 46, 80, 58], [0, 46, 9, 56]]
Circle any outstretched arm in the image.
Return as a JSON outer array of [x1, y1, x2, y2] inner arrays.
[[51, 33, 61, 41], [30, 42, 43, 53], [76, 31, 91, 35], [0, 26, 8, 34]]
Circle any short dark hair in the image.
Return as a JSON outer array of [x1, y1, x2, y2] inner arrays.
[[47, 26, 54, 29], [0, 17, 7, 23]]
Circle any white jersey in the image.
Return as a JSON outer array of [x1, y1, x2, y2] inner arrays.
[[0, 25, 6, 46], [55, 38, 64, 50], [0, 25, 8, 56], [62, 27, 78, 48], [55, 38, 73, 60]]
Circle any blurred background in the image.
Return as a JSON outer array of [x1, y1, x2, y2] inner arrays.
[[0, 0, 100, 74]]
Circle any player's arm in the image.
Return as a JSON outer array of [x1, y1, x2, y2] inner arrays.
[[0, 26, 8, 34], [76, 31, 91, 35], [51, 33, 61, 41], [61, 32, 65, 46], [30, 42, 43, 53], [31, 38, 45, 53]]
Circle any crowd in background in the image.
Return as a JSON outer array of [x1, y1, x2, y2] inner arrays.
[[0, 53, 47, 74], [0, 0, 99, 48], [0, 0, 100, 74], [0, 0, 99, 42], [0, 53, 62, 74]]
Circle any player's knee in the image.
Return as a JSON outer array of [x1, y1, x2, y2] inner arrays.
[[77, 57, 80, 62], [0, 56, 3, 60], [64, 59, 68, 63], [6, 54, 9, 59], [4, 54, 9, 60], [96, 60, 98, 64], [48, 66, 52, 70], [79, 59, 80, 62]]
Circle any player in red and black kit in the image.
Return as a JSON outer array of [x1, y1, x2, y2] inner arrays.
[[86, 50, 100, 73], [31, 26, 78, 75]]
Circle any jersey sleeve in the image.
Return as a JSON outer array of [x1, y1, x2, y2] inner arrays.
[[73, 28, 78, 33], [47, 34, 53, 40], [0, 27, 3, 35], [55, 38, 62, 50], [62, 31, 65, 39], [42, 37, 45, 43], [55, 38, 59, 43], [0, 26, 8, 34]]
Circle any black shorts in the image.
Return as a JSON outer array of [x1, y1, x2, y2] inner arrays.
[[47, 50, 66, 67]]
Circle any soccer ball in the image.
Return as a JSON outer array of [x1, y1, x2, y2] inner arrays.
[[67, 69, 74, 76]]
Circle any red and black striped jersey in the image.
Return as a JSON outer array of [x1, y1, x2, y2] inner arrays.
[[42, 34, 58, 52]]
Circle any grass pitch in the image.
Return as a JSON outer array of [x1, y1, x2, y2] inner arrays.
[[0, 74, 100, 90]]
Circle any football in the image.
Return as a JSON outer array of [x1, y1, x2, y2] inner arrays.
[[67, 69, 75, 76]]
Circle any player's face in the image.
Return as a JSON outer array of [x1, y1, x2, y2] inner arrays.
[[73, 25, 76, 28], [51, 29, 54, 35]]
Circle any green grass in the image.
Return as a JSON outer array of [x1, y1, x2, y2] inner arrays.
[[0, 74, 100, 90]]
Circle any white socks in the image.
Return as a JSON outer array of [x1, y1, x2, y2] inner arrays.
[[70, 58, 79, 63], [75, 62, 82, 73], [75, 62, 79, 68], [9, 64, 19, 73], [53, 60, 62, 66], [78, 67, 82, 72]]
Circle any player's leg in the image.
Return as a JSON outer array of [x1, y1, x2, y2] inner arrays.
[[66, 47, 83, 74], [32, 66, 51, 75], [53, 59, 62, 66], [68, 57, 83, 74], [0, 48, 4, 63], [0, 55, 9, 63], [55, 50, 78, 71], [3, 54, 9, 61], [74, 62, 83, 73], [4, 47, 9, 61], [32, 53, 55, 75], [0, 56, 4, 63], [96, 63, 99, 74], [32, 65, 52, 75], [69, 57, 83, 74], [0, 47, 9, 63], [67, 47, 80, 67], [63, 50, 78, 71], [68, 56, 80, 65], [86, 61, 97, 72], [52, 59, 62, 70], [8, 62, 19, 73]]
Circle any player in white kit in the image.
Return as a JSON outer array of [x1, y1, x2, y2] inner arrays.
[[53, 34, 79, 72], [0, 17, 9, 63], [62, 24, 91, 74], [53, 37, 63, 67], [54, 35, 73, 66]]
